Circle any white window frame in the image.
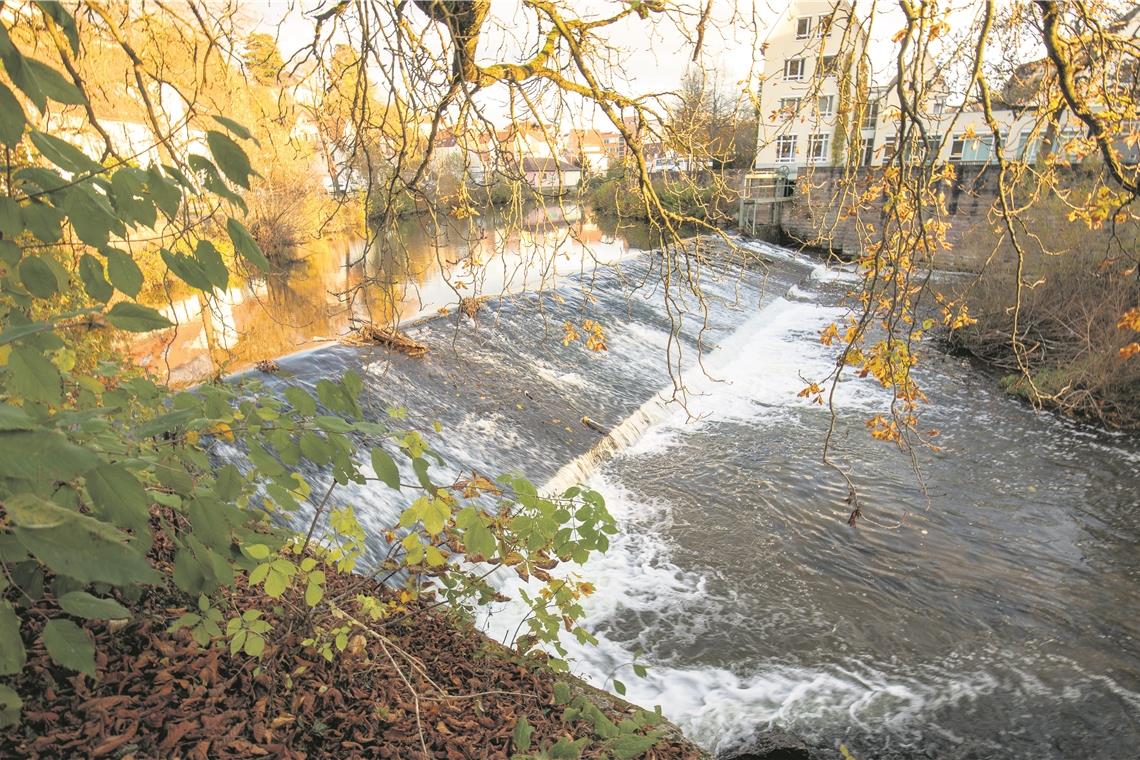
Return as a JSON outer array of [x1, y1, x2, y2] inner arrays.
[[807, 132, 830, 163], [784, 58, 805, 81], [776, 134, 798, 163], [778, 97, 801, 120], [861, 101, 879, 131], [860, 137, 875, 166], [817, 95, 836, 117], [950, 135, 966, 161], [796, 17, 813, 39], [818, 14, 832, 36]]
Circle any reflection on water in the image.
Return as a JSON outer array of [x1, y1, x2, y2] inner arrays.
[[131, 205, 643, 384]]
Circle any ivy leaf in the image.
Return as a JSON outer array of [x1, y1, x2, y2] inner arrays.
[[17, 255, 58, 298], [206, 130, 253, 189], [0, 601, 26, 675], [78, 254, 113, 303], [226, 218, 269, 272], [105, 302, 173, 333], [58, 591, 130, 620], [0, 83, 25, 146], [0, 685, 22, 729], [608, 732, 661, 759], [104, 249, 143, 297], [42, 619, 96, 677], [512, 715, 534, 753], [370, 447, 400, 490]]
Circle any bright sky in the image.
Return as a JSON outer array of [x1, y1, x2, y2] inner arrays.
[[247, 1, 1009, 126]]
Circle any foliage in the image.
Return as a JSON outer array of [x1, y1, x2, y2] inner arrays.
[[0, 5, 618, 731]]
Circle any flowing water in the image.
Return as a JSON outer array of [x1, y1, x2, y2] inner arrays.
[[199, 212, 1140, 759]]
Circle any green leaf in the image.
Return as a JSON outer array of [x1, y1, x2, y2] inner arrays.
[[0, 196, 22, 237], [244, 632, 265, 657], [0, 601, 26, 675], [608, 732, 661, 759], [42, 618, 96, 677], [422, 498, 449, 536], [370, 447, 400, 490], [20, 201, 64, 243], [78, 253, 113, 303], [612, 678, 626, 696], [105, 302, 173, 333], [211, 115, 253, 141], [24, 58, 84, 106], [194, 240, 229, 290], [18, 255, 59, 298], [58, 591, 130, 620], [0, 83, 25, 146], [226, 217, 269, 272], [0, 684, 22, 729], [0, 430, 96, 480], [206, 130, 253, 189], [412, 457, 431, 489], [160, 248, 213, 292], [0, 403, 36, 431], [512, 715, 534, 753], [5, 347, 62, 405], [14, 519, 159, 587], [34, 1, 80, 53], [553, 681, 572, 705], [63, 186, 121, 247], [85, 463, 150, 534], [29, 130, 100, 175], [104, 249, 143, 297]]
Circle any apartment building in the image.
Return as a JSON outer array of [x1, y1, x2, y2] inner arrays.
[[753, 0, 1140, 175]]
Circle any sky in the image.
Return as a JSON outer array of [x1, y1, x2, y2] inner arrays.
[[245, 1, 1008, 127]]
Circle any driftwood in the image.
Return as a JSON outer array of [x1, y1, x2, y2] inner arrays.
[[343, 324, 429, 356], [459, 295, 490, 318]]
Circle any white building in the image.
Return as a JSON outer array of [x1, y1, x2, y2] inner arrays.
[[752, 0, 1140, 174]]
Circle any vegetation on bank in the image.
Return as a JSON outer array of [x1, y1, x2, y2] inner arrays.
[[0, 7, 700, 757], [581, 169, 738, 225], [948, 186, 1140, 429]]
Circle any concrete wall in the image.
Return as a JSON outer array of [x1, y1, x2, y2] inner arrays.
[[776, 164, 1072, 268]]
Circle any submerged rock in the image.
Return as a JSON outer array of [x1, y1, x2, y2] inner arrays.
[[721, 729, 823, 760]]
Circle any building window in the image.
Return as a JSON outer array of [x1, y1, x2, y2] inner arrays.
[[1017, 129, 1039, 161], [778, 97, 801, 120], [817, 95, 835, 117], [950, 135, 966, 162], [818, 14, 832, 36], [931, 97, 946, 117], [808, 133, 830, 163], [924, 134, 943, 162], [784, 58, 805, 80], [776, 134, 798, 163], [860, 137, 875, 166], [820, 55, 838, 75], [883, 135, 898, 161], [796, 17, 813, 38], [861, 101, 879, 130]]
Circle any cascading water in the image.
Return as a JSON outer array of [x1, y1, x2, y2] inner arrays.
[[224, 237, 1140, 759]]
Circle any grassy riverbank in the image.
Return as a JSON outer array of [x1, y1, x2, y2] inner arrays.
[[945, 195, 1140, 429]]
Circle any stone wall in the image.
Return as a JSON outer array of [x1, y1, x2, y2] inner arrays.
[[777, 165, 1010, 267]]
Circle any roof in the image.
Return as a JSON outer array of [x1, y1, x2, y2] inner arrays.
[[521, 157, 577, 172]]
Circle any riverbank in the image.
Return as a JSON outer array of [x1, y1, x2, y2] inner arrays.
[[1, 540, 706, 759]]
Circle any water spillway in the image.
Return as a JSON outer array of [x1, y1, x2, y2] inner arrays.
[[221, 236, 1140, 759]]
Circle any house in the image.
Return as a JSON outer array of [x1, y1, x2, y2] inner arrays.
[[521, 157, 581, 191]]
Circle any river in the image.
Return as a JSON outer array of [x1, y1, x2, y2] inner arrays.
[[183, 208, 1140, 759]]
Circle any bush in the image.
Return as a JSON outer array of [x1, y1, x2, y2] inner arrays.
[[949, 186, 1140, 427]]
